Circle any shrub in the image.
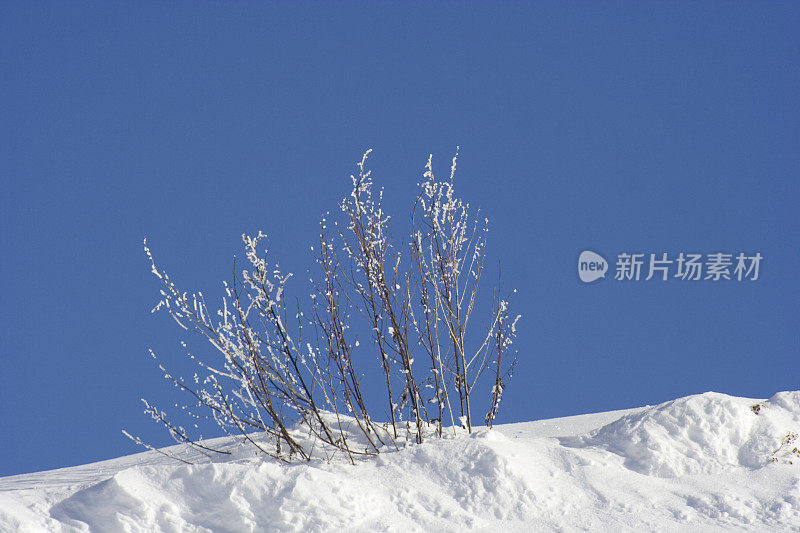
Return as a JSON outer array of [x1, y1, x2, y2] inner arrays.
[[126, 150, 520, 463]]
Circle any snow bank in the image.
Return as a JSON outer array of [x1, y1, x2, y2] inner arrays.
[[561, 391, 800, 477], [46, 433, 536, 532], [2, 391, 799, 532]]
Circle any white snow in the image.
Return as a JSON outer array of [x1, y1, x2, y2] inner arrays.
[[1, 391, 799, 532]]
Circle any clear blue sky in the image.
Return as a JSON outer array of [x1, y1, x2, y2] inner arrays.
[[1, 2, 798, 476]]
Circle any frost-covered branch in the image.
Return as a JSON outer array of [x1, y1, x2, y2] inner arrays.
[[133, 149, 522, 463]]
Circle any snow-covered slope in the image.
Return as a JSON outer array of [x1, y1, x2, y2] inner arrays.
[[1, 391, 799, 532]]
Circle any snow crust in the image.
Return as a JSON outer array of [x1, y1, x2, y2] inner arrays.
[[1, 391, 799, 532]]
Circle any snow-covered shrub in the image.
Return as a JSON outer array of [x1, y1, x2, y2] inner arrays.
[[127, 150, 520, 463]]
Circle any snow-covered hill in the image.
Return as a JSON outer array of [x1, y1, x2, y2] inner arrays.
[[1, 391, 799, 532]]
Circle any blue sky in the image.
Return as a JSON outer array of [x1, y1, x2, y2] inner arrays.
[[1, 2, 798, 476]]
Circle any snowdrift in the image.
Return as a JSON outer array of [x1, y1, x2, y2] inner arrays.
[[562, 390, 800, 477], [1, 391, 799, 532]]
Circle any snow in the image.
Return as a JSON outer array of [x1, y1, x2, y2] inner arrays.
[[562, 391, 800, 477], [1, 391, 799, 532]]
